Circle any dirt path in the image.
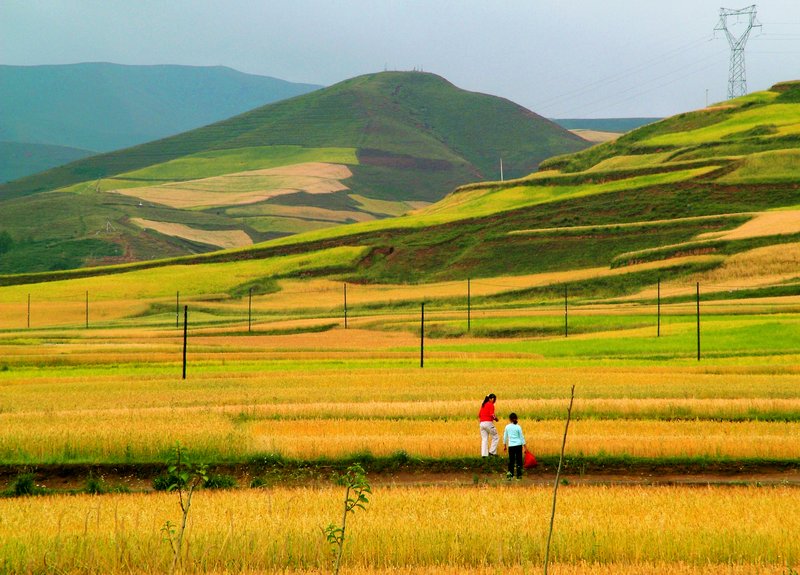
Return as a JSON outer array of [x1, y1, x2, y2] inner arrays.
[[3, 463, 799, 493]]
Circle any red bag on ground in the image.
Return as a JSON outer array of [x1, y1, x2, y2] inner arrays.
[[524, 450, 538, 469]]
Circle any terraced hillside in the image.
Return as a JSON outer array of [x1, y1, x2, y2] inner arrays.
[[5, 80, 799, 310], [245, 79, 800, 299], [0, 71, 587, 273]]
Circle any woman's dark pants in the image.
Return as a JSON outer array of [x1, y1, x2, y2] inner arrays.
[[508, 445, 523, 478]]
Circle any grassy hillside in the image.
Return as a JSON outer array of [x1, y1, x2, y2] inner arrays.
[[0, 141, 94, 183], [0, 71, 588, 273], [3, 80, 798, 314], [0, 63, 321, 153]]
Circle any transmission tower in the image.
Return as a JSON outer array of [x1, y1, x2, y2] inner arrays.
[[715, 5, 761, 99]]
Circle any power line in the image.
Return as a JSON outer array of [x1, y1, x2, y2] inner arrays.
[[532, 35, 716, 114], [558, 54, 726, 118]]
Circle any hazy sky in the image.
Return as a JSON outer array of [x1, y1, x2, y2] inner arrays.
[[3, 0, 800, 118]]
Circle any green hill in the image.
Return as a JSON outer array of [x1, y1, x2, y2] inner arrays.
[[0, 71, 589, 273], [0, 141, 94, 183], [0, 63, 321, 152], [5, 80, 798, 314]]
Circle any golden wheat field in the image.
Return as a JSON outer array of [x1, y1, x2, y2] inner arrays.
[[1, 272, 800, 574], [1, 486, 798, 573], [2, 312, 800, 465]]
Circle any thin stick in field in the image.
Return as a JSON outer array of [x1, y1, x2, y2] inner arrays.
[[544, 384, 575, 575]]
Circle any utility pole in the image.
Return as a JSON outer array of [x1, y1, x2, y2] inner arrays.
[[696, 282, 701, 361], [182, 305, 188, 380], [420, 302, 425, 368], [467, 278, 471, 333], [715, 5, 761, 99], [657, 278, 661, 338], [500, 158, 504, 182], [344, 283, 348, 329]]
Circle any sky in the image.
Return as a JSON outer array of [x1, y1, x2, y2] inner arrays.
[[2, 0, 800, 118]]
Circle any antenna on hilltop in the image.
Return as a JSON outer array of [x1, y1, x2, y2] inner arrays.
[[715, 5, 761, 99], [95, 220, 116, 235]]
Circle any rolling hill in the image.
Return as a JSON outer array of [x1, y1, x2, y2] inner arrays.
[[0, 71, 589, 273], [5, 80, 799, 317]]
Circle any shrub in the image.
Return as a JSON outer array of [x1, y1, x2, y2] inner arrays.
[[153, 473, 184, 491], [0, 231, 13, 256], [11, 473, 43, 496], [203, 474, 237, 489], [84, 474, 108, 495]]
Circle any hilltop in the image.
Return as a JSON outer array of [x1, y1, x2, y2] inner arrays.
[[0, 71, 588, 273]]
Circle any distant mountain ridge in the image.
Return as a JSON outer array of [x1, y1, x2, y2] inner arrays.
[[0, 141, 94, 183], [0, 63, 322, 183], [554, 117, 661, 133], [0, 71, 590, 273], [0, 63, 322, 152]]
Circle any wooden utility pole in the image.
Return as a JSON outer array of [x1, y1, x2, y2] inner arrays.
[[696, 282, 701, 361], [467, 278, 471, 332], [182, 305, 188, 380], [420, 302, 425, 368], [657, 278, 661, 337]]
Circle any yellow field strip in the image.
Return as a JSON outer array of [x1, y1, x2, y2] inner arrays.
[[698, 210, 800, 241], [112, 162, 352, 209], [7, 397, 800, 420], [3, 365, 800, 409], [509, 212, 752, 236], [0, 487, 797, 572], [2, 412, 799, 461], [219, 255, 721, 312], [130, 218, 253, 249], [627, 242, 800, 300]]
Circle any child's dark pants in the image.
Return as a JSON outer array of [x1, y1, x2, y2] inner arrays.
[[508, 445, 523, 478]]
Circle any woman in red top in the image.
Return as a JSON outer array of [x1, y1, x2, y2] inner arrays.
[[478, 393, 499, 457]]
